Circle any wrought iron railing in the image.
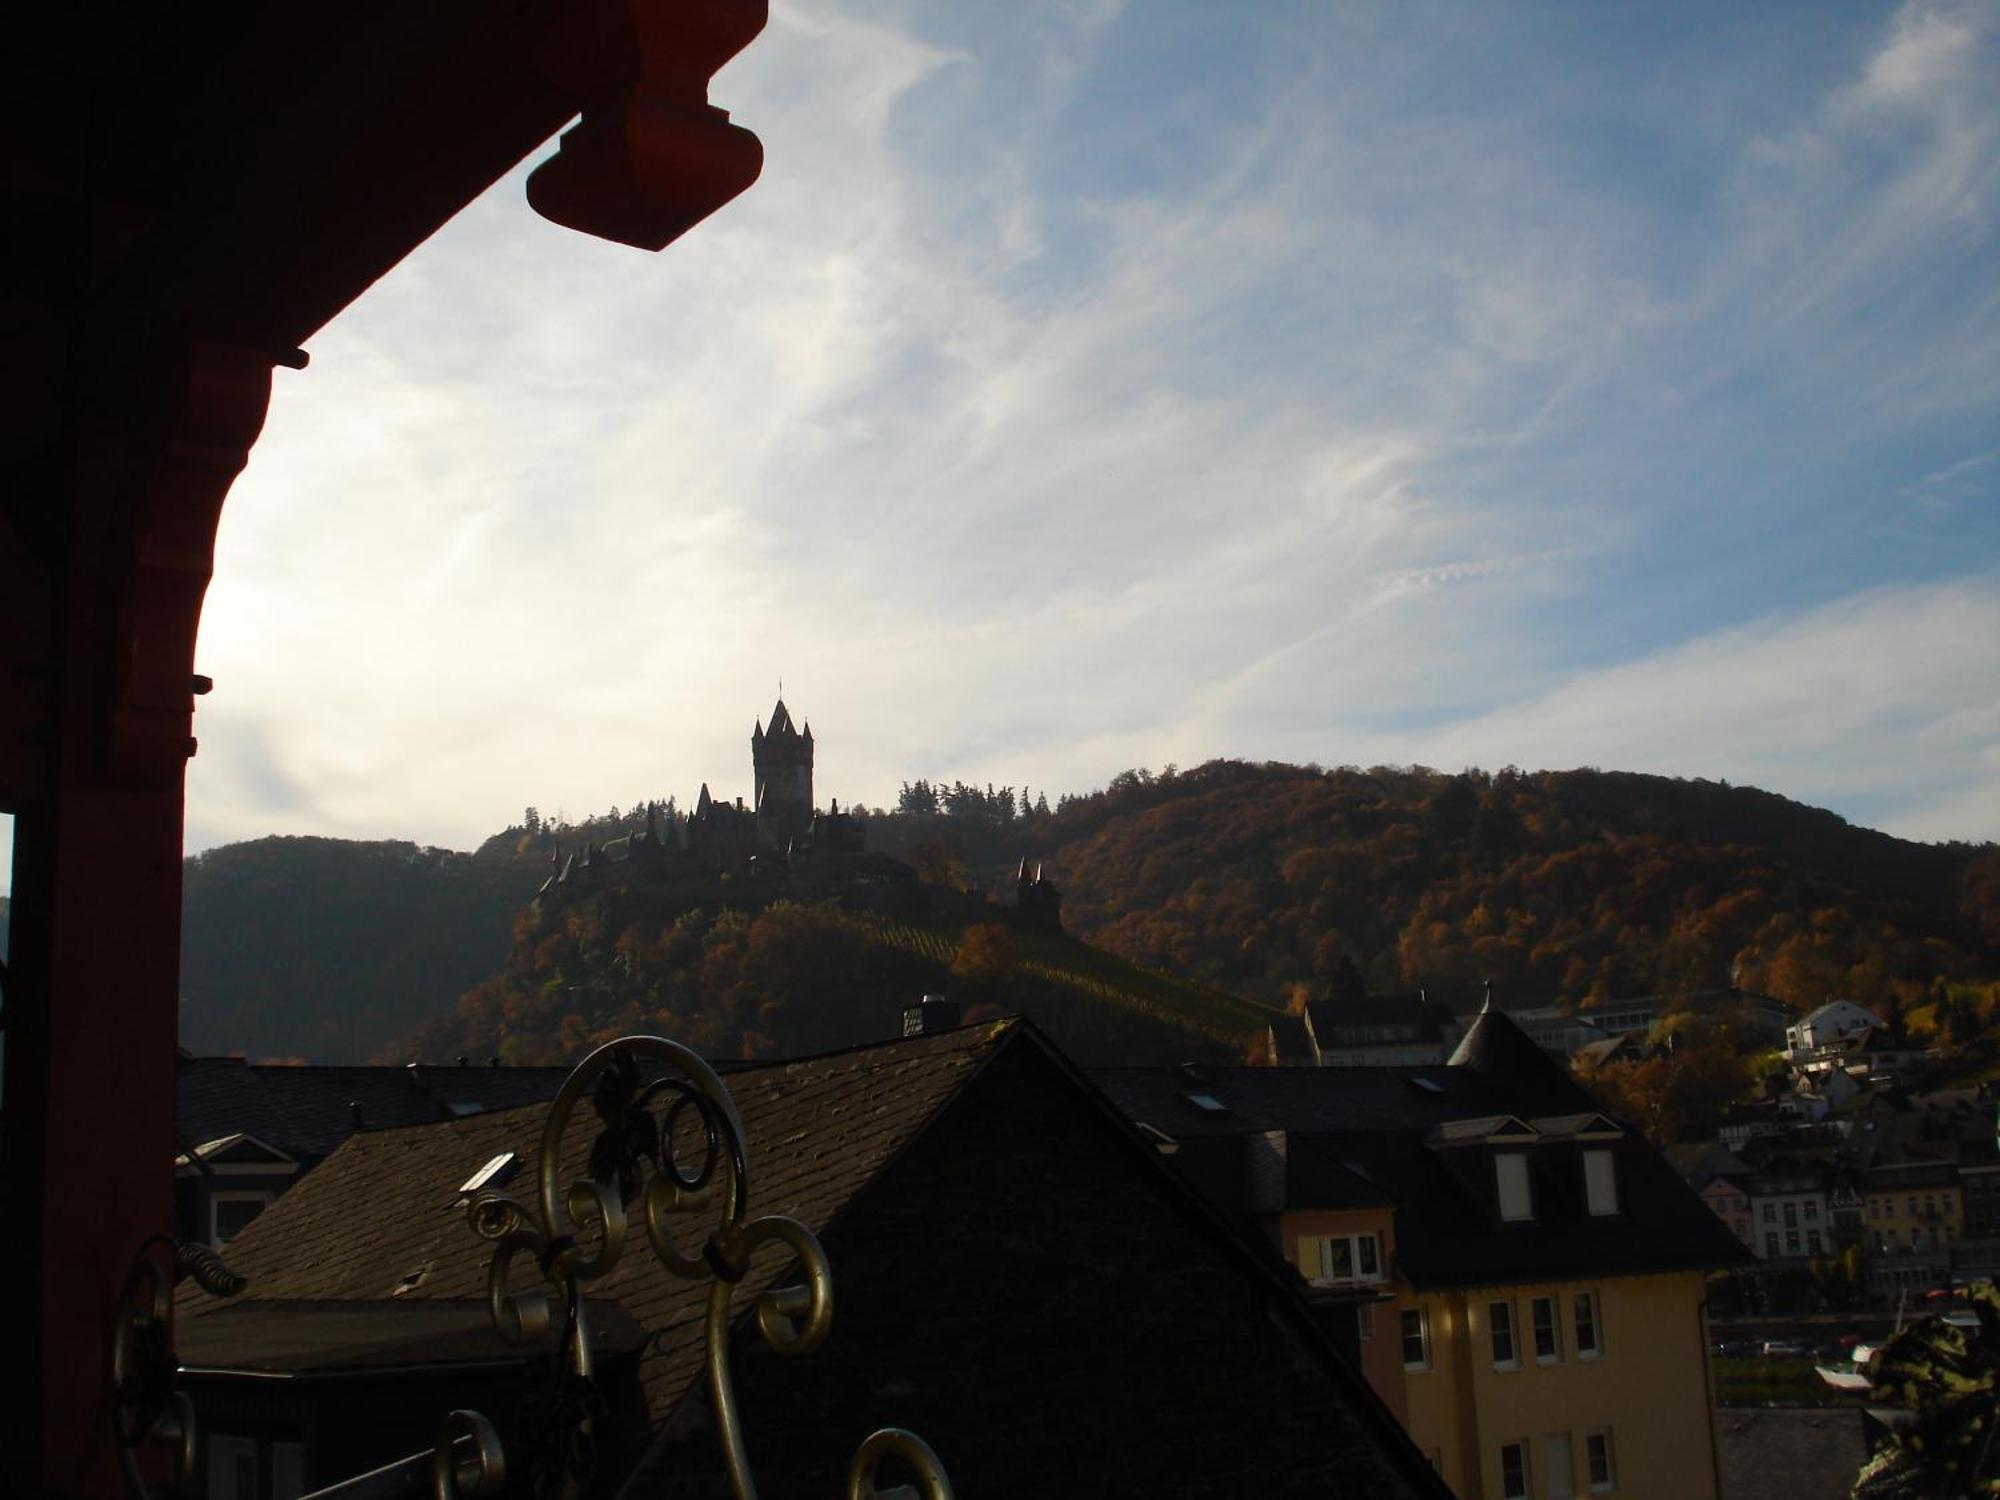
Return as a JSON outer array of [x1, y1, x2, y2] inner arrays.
[[116, 1035, 953, 1500]]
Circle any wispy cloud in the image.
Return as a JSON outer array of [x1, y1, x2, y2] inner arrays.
[[182, 1, 2000, 862]]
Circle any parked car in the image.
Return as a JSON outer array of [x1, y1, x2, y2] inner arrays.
[[1761, 1338, 1812, 1357]]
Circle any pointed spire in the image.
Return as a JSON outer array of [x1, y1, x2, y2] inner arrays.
[[753, 717, 765, 742], [1481, 977, 1495, 1014], [697, 783, 713, 815]]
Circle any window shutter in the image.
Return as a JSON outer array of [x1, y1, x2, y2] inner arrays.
[[1297, 1237, 1322, 1281]]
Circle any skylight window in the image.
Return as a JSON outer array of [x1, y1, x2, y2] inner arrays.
[[1407, 1075, 1444, 1094], [458, 1151, 518, 1197], [1183, 1091, 1228, 1114]]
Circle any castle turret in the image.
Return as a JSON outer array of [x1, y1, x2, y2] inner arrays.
[[753, 696, 813, 847]]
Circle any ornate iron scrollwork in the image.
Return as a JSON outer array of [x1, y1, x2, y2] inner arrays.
[[112, 1238, 224, 1498], [466, 1035, 954, 1500]]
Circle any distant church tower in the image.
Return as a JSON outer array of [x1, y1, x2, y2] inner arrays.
[[752, 697, 813, 846]]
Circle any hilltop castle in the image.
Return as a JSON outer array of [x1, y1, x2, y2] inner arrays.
[[535, 697, 920, 912], [532, 696, 1063, 930]]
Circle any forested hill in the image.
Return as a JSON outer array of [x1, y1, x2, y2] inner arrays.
[[864, 763, 2000, 1015], [178, 764, 2000, 1062], [180, 837, 543, 1060]]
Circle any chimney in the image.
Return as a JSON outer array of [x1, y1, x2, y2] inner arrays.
[[349, 1101, 363, 1128], [902, 994, 961, 1037]]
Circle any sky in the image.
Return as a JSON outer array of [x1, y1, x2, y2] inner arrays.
[[24, 0, 1998, 894]]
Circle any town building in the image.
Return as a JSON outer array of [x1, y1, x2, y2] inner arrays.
[[1297, 995, 1464, 1066], [1581, 988, 1794, 1045], [178, 1021, 1453, 1500], [1746, 1168, 1832, 1261], [1502, 1003, 1607, 1059], [1786, 1000, 1886, 1058], [1095, 1001, 1749, 1500], [1699, 1176, 1756, 1253]]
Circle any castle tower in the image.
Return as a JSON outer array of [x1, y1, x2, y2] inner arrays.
[[752, 697, 813, 847]]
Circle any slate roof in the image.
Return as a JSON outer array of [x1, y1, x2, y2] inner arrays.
[[1095, 1008, 1750, 1290], [178, 1055, 576, 1165], [185, 1020, 1454, 1499], [1714, 1408, 1869, 1500], [1447, 1000, 1600, 1114], [181, 1023, 1012, 1421]]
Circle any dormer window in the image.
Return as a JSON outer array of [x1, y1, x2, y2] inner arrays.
[[1584, 1149, 1619, 1216], [1305, 1232, 1385, 1286], [1497, 1152, 1533, 1222]]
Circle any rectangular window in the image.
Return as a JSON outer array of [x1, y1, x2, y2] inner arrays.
[[1584, 1149, 1618, 1216], [1402, 1307, 1431, 1370], [1909, 1197, 1918, 1215], [1501, 1441, 1531, 1500], [1764, 1233, 1779, 1257], [1533, 1295, 1562, 1362], [1573, 1291, 1601, 1358], [1307, 1232, 1386, 1286], [1588, 1430, 1616, 1491], [1497, 1153, 1534, 1221], [1761, 1203, 1776, 1223], [1491, 1300, 1518, 1367], [1803, 1200, 1820, 1222], [1783, 1201, 1797, 1228], [1808, 1230, 1823, 1254], [1357, 1302, 1375, 1340], [1786, 1229, 1800, 1253]]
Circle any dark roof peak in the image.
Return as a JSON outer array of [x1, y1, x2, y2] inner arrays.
[[1447, 999, 1596, 1114]]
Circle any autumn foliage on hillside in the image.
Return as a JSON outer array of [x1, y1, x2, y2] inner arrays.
[[390, 892, 1258, 1068], [871, 761, 1998, 1016]]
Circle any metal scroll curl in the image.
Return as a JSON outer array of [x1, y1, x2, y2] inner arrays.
[[466, 1035, 953, 1500], [111, 1244, 197, 1500]]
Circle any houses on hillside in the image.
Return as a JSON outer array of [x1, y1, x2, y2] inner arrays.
[[1677, 1080, 2000, 1303], [1098, 1000, 1748, 1500]]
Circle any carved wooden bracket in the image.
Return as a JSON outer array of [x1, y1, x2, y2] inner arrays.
[[527, 0, 768, 251], [102, 341, 273, 787]]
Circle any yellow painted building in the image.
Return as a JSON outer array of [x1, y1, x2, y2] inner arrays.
[[1864, 1169, 1962, 1254], [1099, 1002, 1746, 1500], [1280, 1211, 1720, 1497]]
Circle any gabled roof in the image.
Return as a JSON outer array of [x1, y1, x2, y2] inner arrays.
[[175, 1132, 297, 1169], [1095, 1047, 1749, 1289], [182, 1024, 1013, 1417], [186, 1021, 1453, 1499]]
